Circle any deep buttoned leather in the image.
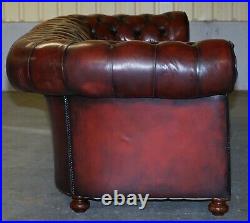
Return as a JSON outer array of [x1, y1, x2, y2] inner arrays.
[[6, 12, 237, 99]]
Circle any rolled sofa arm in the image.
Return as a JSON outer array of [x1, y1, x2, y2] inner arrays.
[[6, 14, 237, 99], [6, 15, 92, 92]]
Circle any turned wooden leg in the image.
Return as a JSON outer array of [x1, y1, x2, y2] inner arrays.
[[70, 195, 90, 213], [208, 198, 229, 216]]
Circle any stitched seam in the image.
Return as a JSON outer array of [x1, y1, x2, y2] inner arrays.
[[63, 96, 75, 196], [27, 40, 46, 92], [153, 44, 158, 97], [224, 96, 231, 196], [110, 43, 116, 97], [228, 41, 237, 91], [195, 43, 201, 96], [61, 41, 76, 93], [6, 41, 17, 88]]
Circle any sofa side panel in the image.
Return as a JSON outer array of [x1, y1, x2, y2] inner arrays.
[[69, 96, 230, 199]]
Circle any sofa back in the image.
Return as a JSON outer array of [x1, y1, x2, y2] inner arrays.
[[80, 12, 189, 42]]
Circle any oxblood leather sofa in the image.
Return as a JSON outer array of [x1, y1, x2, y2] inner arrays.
[[6, 12, 237, 216]]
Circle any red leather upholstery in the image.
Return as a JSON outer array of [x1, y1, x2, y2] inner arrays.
[[6, 12, 236, 213], [6, 12, 237, 99], [47, 95, 230, 198], [65, 40, 236, 98]]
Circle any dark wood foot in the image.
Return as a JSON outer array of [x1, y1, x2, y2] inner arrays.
[[208, 198, 229, 216], [70, 195, 90, 213]]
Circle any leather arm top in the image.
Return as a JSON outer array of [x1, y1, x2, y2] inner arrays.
[[7, 12, 236, 98], [7, 37, 237, 98]]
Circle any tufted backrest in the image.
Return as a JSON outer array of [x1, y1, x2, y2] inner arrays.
[[82, 12, 189, 42], [14, 12, 189, 45]]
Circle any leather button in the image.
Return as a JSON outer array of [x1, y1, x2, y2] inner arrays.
[[6, 13, 237, 98]]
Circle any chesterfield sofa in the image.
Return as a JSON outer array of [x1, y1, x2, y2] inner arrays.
[[7, 12, 237, 216]]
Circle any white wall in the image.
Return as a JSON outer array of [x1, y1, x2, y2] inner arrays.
[[3, 2, 248, 22], [2, 21, 247, 91]]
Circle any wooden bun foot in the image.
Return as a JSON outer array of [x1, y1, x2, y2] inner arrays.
[[208, 198, 229, 216], [70, 195, 90, 213]]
